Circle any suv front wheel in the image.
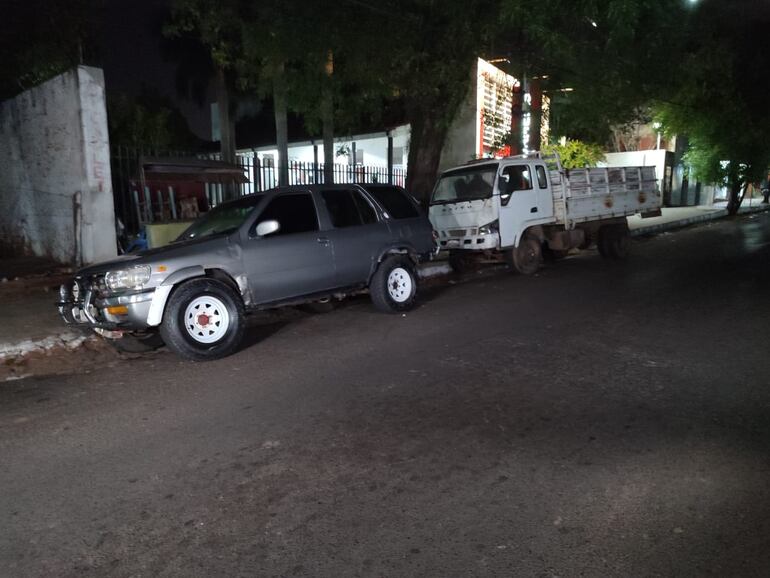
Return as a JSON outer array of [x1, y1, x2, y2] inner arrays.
[[160, 278, 246, 361], [369, 255, 418, 313]]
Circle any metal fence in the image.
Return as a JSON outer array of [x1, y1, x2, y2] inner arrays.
[[110, 146, 407, 232], [203, 153, 407, 208]]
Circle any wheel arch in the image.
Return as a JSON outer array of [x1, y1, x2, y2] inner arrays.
[[147, 267, 245, 327], [368, 244, 419, 283]]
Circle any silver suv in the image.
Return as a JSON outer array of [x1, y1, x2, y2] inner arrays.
[[58, 184, 436, 360]]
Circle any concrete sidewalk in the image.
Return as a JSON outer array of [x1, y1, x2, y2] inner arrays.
[[1, 201, 768, 367], [628, 200, 768, 236]]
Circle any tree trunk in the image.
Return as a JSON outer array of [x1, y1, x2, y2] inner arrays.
[[405, 110, 450, 205], [528, 77, 543, 152], [321, 51, 335, 184], [273, 62, 289, 187], [509, 83, 523, 156], [216, 67, 237, 200], [726, 162, 744, 216]]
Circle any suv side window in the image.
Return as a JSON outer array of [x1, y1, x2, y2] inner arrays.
[[362, 185, 420, 219], [322, 189, 377, 228], [536, 165, 548, 189], [253, 193, 318, 236]]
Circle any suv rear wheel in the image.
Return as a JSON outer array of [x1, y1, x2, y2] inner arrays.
[[369, 255, 418, 313], [160, 278, 245, 361]]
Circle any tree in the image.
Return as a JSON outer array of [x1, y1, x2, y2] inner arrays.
[[543, 140, 605, 168], [379, 0, 500, 199], [657, 0, 770, 215], [165, 0, 241, 172], [107, 91, 199, 150], [0, 0, 100, 100], [498, 0, 686, 148]]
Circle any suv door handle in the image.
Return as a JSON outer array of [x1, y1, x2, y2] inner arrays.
[[317, 237, 330, 245], [530, 207, 538, 213]]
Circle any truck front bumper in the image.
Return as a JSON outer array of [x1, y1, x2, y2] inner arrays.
[[437, 230, 499, 251]]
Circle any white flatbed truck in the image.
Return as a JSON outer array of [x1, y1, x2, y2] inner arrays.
[[428, 153, 661, 274]]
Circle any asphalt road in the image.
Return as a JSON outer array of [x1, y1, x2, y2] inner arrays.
[[2, 213, 770, 578]]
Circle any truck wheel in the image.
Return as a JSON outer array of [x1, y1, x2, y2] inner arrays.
[[160, 278, 246, 361], [369, 255, 418, 313], [448, 250, 474, 273], [599, 225, 630, 259], [108, 332, 165, 354], [507, 236, 542, 275], [608, 224, 630, 259]]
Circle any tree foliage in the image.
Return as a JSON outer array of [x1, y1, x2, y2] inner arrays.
[[107, 92, 199, 150], [657, 0, 770, 213], [543, 140, 605, 168], [0, 0, 100, 100]]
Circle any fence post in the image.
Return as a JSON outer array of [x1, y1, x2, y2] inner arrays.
[[351, 142, 357, 183], [387, 133, 394, 185]]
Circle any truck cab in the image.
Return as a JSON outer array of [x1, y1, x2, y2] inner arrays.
[[429, 158, 556, 252]]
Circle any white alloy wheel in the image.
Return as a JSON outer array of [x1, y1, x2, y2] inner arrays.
[[183, 295, 230, 344], [387, 267, 413, 303]]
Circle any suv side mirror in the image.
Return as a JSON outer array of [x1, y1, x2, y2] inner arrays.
[[256, 220, 280, 237]]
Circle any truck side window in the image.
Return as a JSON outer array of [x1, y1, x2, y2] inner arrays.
[[536, 165, 548, 189], [501, 165, 532, 193]]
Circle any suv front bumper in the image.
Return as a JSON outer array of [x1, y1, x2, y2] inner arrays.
[[58, 281, 157, 331]]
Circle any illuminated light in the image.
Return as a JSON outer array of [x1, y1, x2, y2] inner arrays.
[[106, 305, 129, 315], [157, 265, 167, 272]]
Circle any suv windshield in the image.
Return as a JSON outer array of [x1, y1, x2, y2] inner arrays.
[[178, 195, 264, 240], [431, 163, 499, 204]]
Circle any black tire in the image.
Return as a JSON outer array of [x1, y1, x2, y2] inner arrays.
[[108, 332, 165, 353], [597, 227, 610, 258], [369, 255, 418, 313], [448, 250, 474, 273], [507, 235, 542, 275], [598, 224, 630, 259], [607, 224, 630, 259], [159, 278, 246, 361]]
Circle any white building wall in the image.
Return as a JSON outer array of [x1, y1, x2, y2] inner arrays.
[[246, 125, 411, 169], [600, 150, 668, 183], [0, 66, 116, 264]]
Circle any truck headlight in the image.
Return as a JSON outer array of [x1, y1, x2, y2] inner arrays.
[[105, 265, 151, 291], [478, 220, 499, 235]]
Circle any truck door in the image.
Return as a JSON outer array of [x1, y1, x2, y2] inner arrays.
[[498, 163, 540, 247]]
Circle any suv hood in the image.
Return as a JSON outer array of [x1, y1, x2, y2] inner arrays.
[[76, 235, 234, 277]]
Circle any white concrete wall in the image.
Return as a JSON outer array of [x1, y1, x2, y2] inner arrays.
[[0, 66, 116, 265], [600, 150, 668, 183]]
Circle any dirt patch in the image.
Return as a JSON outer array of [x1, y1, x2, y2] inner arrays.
[[0, 337, 148, 383]]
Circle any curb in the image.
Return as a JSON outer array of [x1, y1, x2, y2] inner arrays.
[[631, 204, 770, 237], [630, 209, 729, 236]]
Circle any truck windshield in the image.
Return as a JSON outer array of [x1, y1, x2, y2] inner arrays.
[[178, 194, 264, 240], [430, 164, 499, 204]]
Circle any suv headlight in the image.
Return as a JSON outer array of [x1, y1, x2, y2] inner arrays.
[[105, 265, 152, 291], [478, 220, 499, 235]]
